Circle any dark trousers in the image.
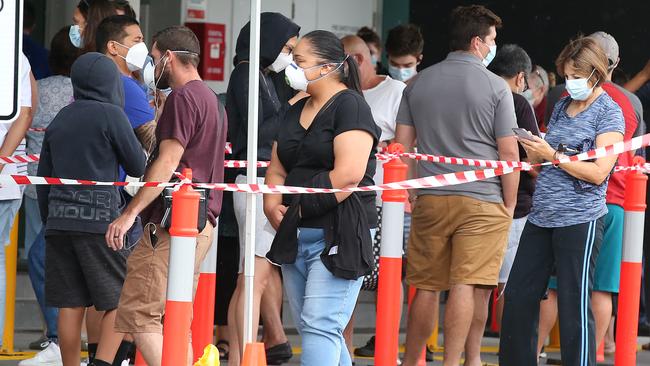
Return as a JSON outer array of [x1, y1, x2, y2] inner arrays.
[[500, 218, 604, 366]]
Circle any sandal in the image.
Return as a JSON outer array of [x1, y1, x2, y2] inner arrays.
[[216, 340, 229, 361]]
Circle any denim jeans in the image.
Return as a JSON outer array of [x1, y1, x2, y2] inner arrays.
[[23, 196, 42, 260], [282, 228, 365, 366], [28, 228, 58, 339]]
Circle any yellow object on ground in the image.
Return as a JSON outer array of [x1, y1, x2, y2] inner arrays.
[[194, 344, 220, 366], [2, 214, 19, 354]]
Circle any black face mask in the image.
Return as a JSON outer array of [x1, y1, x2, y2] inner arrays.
[[154, 56, 171, 90], [156, 68, 171, 90]]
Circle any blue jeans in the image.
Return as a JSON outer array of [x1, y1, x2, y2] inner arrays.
[[28, 228, 58, 339], [282, 228, 364, 366], [23, 196, 42, 260]]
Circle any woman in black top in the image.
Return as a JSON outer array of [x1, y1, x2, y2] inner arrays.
[[264, 30, 380, 366]]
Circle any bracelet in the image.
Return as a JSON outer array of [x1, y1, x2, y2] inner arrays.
[[552, 150, 560, 168]]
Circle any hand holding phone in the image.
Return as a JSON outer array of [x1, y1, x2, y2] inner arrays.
[[512, 128, 535, 141]]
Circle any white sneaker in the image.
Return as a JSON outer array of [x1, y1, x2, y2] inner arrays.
[[19, 341, 63, 366]]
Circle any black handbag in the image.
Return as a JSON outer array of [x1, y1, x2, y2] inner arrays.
[[160, 184, 210, 232]]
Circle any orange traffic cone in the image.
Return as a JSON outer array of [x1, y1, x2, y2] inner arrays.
[[242, 343, 267, 366], [134, 350, 147, 366]]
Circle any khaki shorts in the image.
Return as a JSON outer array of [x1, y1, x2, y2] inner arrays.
[[406, 195, 511, 291], [114, 222, 213, 334]]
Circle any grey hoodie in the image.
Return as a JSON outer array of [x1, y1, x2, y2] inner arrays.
[[37, 52, 146, 234]]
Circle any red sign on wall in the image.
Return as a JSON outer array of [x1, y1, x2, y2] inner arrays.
[[185, 23, 226, 81]]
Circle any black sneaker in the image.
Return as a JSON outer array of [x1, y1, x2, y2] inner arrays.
[[426, 346, 434, 362], [266, 342, 293, 365], [28, 335, 50, 351], [353, 336, 375, 357]]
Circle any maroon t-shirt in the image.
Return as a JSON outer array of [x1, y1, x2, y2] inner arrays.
[[142, 80, 227, 226]]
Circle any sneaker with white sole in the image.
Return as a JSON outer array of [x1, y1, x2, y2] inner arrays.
[[19, 341, 63, 366]]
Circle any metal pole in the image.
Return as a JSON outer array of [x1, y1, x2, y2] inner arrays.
[[243, 0, 261, 347]]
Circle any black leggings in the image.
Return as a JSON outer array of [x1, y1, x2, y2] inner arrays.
[[499, 218, 604, 366]]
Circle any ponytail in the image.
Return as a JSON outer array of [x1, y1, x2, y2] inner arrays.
[[303, 30, 362, 94], [343, 56, 363, 95]]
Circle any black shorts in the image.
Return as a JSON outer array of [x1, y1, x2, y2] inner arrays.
[[45, 231, 129, 311]]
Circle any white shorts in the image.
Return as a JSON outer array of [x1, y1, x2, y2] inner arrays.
[[233, 175, 276, 273], [498, 216, 527, 283]]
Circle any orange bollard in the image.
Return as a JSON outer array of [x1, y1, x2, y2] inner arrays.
[[597, 339, 605, 362], [615, 156, 647, 366], [407, 286, 426, 366], [161, 168, 201, 366], [375, 143, 408, 366], [242, 342, 267, 366], [489, 288, 499, 333], [134, 350, 147, 366], [191, 226, 218, 362]]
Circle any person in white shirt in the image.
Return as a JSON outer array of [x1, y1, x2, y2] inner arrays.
[[341, 35, 406, 359], [0, 53, 35, 346]]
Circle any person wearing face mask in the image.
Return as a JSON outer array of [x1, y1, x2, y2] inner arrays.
[[264, 30, 380, 366], [357, 26, 388, 75], [69, 0, 116, 53], [535, 30, 643, 361], [225, 12, 299, 366], [107, 26, 227, 366], [340, 34, 406, 360], [385, 24, 423, 83], [97, 15, 156, 177], [523, 65, 550, 131], [499, 36, 625, 366], [394, 5, 517, 366], [486, 44, 540, 337]]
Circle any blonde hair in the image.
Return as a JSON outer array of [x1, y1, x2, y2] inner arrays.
[[555, 37, 608, 87]]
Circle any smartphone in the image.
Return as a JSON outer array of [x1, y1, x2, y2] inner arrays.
[[512, 128, 535, 141]]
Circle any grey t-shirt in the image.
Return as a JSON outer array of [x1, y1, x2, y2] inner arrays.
[[396, 51, 517, 203]]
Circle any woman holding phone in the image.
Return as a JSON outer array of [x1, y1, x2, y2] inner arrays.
[[499, 36, 624, 366]]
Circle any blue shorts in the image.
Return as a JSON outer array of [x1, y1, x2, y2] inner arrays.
[[547, 205, 623, 293]]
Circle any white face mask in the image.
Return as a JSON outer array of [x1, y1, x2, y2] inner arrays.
[[115, 41, 150, 71], [388, 64, 416, 82], [565, 68, 597, 101], [269, 52, 293, 73], [284, 59, 346, 92], [521, 89, 535, 106], [482, 44, 497, 67], [142, 56, 156, 90], [69, 24, 83, 48]]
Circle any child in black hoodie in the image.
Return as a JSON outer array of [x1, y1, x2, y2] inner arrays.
[[37, 52, 145, 366]]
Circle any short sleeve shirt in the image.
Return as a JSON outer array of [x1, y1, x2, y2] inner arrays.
[[118, 75, 155, 181], [141, 80, 227, 226], [528, 93, 625, 228], [276, 90, 380, 228], [121, 75, 155, 130], [396, 51, 517, 203]]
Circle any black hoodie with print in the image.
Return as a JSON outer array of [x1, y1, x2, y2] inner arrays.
[[226, 12, 300, 175], [37, 52, 146, 234]]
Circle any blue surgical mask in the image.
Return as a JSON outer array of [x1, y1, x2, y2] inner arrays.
[[389, 64, 416, 82], [565, 69, 598, 101], [482, 44, 497, 67], [69, 25, 83, 49], [370, 54, 378, 66]]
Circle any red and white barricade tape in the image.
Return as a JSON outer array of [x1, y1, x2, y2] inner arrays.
[[0, 154, 40, 164], [7, 133, 650, 191]]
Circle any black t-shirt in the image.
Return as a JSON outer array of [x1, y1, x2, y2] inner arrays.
[[513, 92, 540, 219], [277, 90, 380, 228]]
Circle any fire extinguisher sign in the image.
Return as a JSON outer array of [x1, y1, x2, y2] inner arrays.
[[186, 23, 226, 82]]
